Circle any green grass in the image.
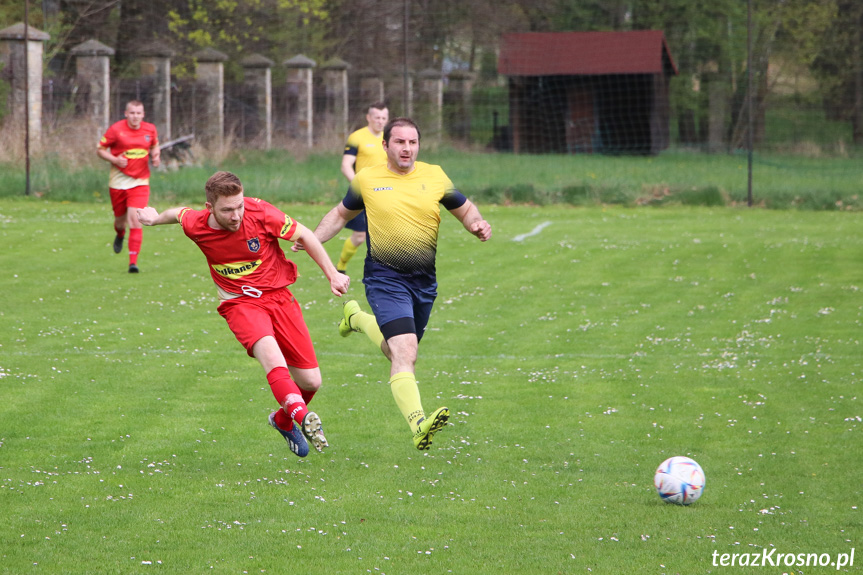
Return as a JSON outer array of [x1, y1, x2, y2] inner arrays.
[[1, 199, 860, 573], [3, 147, 862, 211], [763, 95, 854, 152]]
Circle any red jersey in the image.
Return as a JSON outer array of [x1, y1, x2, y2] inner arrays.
[[178, 197, 301, 299], [99, 119, 159, 189]]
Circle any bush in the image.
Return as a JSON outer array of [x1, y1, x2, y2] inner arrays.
[[674, 185, 726, 206], [561, 184, 597, 205]]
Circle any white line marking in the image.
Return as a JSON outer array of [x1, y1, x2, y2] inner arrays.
[[512, 221, 551, 242]]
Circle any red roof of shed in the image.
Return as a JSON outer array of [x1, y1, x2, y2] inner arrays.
[[498, 30, 678, 77]]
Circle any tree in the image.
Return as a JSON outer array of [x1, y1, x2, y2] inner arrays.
[[812, 0, 863, 145], [162, 0, 333, 80], [59, 0, 117, 53]]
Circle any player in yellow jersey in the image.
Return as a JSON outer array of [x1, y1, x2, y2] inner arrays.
[[336, 102, 389, 274], [304, 118, 492, 450]]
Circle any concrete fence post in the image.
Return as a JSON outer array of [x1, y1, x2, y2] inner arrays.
[[240, 54, 274, 149], [0, 22, 51, 151], [70, 39, 114, 135], [193, 47, 228, 148], [138, 45, 174, 142], [445, 69, 475, 142], [284, 54, 315, 147], [415, 68, 443, 144], [321, 57, 350, 142]]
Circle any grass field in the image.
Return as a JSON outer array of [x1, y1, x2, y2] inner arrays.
[[1, 198, 860, 573]]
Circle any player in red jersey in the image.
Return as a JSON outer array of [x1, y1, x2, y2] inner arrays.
[[97, 100, 161, 273], [137, 171, 350, 456]]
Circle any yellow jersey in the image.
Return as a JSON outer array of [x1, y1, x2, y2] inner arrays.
[[343, 162, 467, 283], [344, 127, 387, 173]]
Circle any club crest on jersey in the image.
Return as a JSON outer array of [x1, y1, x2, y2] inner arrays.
[[247, 237, 261, 252]]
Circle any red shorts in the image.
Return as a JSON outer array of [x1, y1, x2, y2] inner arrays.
[[217, 287, 318, 369], [110, 185, 150, 217]]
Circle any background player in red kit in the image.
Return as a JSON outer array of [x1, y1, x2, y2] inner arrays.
[[97, 100, 161, 273], [137, 171, 350, 456]]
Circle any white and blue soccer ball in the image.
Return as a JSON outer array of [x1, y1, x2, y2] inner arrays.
[[654, 456, 705, 505]]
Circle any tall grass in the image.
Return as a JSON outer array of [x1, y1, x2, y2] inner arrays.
[[763, 94, 854, 154], [2, 144, 862, 212]]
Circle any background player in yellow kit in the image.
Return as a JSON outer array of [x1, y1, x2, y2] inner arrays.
[[336, 102, 389, 274]]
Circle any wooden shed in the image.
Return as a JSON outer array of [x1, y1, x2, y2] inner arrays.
[[498, 30, 678, 155]]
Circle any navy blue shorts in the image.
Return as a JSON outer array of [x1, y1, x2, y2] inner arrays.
[[345, 211, 367, 232], [363, 275, 437, 342]]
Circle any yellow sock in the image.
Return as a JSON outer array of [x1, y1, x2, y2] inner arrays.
[[389, 372, 424, 429], [353, 310, 384, 349], [337, 238, 358, 271]]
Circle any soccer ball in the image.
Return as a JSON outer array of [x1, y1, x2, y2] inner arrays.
[[654, 456, 705, 505]]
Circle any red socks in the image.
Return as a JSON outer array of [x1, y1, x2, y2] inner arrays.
[[128, 228, 142, 265], [273, 407, 295, 430], [267, 366, 308, 429]]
